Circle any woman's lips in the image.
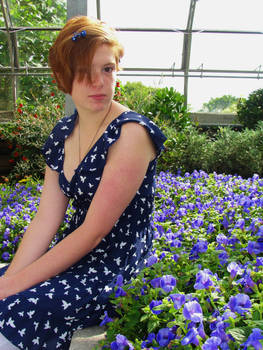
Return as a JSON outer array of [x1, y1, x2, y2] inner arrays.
[[89, 94, 106, 101]]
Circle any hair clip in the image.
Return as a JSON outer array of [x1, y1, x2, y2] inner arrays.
[[72, 30, 87, 42]]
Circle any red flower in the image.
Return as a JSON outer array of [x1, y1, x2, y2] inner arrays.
[[116, 81, 120, 87], [13, 151, 19, 157], [56, 105, 61, 109], [9, 159, 15, 164], [22, 156, 28, 161], [34, 114, 38, 118], [51, 92, 55, 97], [17, 108, 23, 114], [19, 103, 23, 108], [52, 79, 56, 84]]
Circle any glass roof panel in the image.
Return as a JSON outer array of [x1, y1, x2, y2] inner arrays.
[[193, 0, 263, 31], [99, 0, 191, 28], [118, 32, 183, 69], [190, 33, 263, 71]]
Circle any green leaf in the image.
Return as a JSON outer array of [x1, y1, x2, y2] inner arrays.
[[227, 327, 252, 343]]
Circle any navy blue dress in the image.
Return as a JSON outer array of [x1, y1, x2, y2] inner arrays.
[[0, 110, 166, 349]]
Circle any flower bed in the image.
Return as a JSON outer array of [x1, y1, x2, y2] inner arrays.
[[100, 170, 263, 349], [0, 177, 73, 262], [0, 171, 263, 349]]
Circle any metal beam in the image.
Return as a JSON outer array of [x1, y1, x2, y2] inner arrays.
[[1, 27, 262, 35], [0, 0, 19, 109], [65, 0, 88, 115], [181, 0, 198, 107], [67, 0, 88, 19]]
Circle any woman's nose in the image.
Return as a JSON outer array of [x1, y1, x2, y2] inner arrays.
[[91, 71, 103, 87]]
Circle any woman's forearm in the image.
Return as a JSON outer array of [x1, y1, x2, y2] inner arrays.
[[2, 223, 102, 298], [4, 214, 61, 277]]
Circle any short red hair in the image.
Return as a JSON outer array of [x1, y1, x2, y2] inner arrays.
[[49, 16, 124, 94]]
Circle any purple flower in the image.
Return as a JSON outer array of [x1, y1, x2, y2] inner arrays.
[[227, 262, 243, 279], [1, 252, 10, 261], [111, 334, 134, 350], [202, 336, 221, 350], [183, 301, 203, 323], [234, 218, 245, 230], [207, 223, 215, 234], [190, 240, 208, 259], [228, 293, 252, 315], [255, 257, 263, 266], [181, 327, 199, 346], [156, 328, 175, 347], [194, 269, 214, 290], [248, 240, 263, 256], [169, 293, 186, 310], [115, 287, 127, 298], [160, 275, 176, 293], [3, 228, 10, 239], [99, 311, 113, 326], [222, 216, 229, 229], [150, 277, 161, 289], [192, 217, 204, 229], [115, 274, 124, 287], [141, 333, 155, 348], [241, 328, 263, 350], [236, 270, 255, 293], [149, 300, 163, 315], [216, 233, 229, 245], [146, 255, 158, 267]]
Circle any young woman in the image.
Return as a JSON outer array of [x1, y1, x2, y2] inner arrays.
[[0, 16, 166, 349]]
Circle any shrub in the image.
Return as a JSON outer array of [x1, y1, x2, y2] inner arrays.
[[0, 91, 64, 183], [157, 126, 211, 175], [206, 124, 263, 178], [237, 88, 263, 129], [157, 123, 263, 178], [147, 87, 192, 131], [122, 81, 156, 116]]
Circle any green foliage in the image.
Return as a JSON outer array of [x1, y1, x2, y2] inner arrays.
[[205, 123, 263, 177], [157, 123, 263, 178], [199, 94, 239, 113], [237, 88, 263, 129], [157, 126, 211, 175], [0, 0, 66, 103], [0, 91, 64, 183], [148, 87, 191, 131], [122, 81, 156, 116]]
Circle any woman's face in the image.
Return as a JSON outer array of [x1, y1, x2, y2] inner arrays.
[[71, 44, 117, 114]]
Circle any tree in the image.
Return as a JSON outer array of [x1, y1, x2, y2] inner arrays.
[[199, 95, 239, 113], [0, 0, 66, 106]]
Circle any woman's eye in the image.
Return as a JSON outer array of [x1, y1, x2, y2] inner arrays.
[[104, 66, 115, 73]]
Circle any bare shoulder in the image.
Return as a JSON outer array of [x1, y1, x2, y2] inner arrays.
[[112, 121, 156, 161]]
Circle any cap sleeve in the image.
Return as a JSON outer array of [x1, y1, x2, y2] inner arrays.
[[108, 111, 167, 158]]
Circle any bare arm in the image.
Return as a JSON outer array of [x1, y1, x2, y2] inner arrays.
[[0, 123, 155, 298], [4, 166, 69, 277]]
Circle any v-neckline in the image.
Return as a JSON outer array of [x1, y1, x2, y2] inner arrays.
[[62, 110, 130, 184]]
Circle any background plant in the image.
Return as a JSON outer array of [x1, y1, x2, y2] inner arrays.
[[0, 89, 64, 182], [237, 88, 263, 129], [147, 87, 192, 131], [0, 0, 66, 108]]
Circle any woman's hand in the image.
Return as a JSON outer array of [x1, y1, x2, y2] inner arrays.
[[0, 275, 12, 300]]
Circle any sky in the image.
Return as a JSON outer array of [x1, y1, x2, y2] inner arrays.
[[87, 0, 263, 111]]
